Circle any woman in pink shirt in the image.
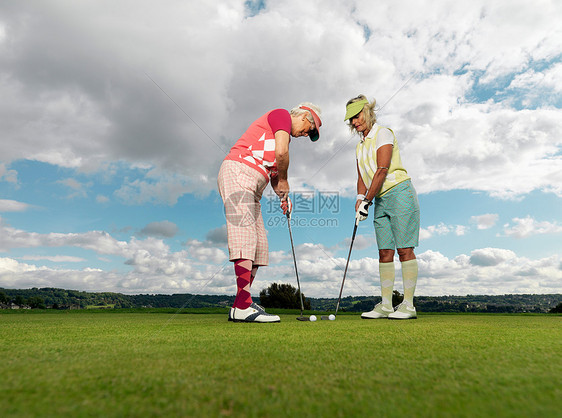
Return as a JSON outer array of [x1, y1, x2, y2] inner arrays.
[[218, 103, 322, 323]]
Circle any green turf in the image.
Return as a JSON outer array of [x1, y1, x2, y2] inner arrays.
[[1, 312, 560, 417]]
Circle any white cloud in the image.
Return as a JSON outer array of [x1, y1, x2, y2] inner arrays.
[[114, 170, 206, 205], [455, 225, 467, 236], [96, 195, 109, 204], [416, 250, 562, 296], [57, 178, 91, 198], [502, 216, 562, 238], [0, 216, 560, 296], [508, 62, 562, 100], [0, 257, 42, 273], [295, 242, 334, 260], [185, 239, 228, 264], [0, 200, 31, 212], [420, 223, 466, 240], [206, 225, 228, 245], [340, 234, 373, 251], [258, 245, 562, 297], [0, 0, 559, 202], [58, 178, 82, 191], [0, 163, 18, 184], [20, 255, 86, 263], [139, 221, 178, 238], [469, 248, 517, 266], [0, 218, 232, 293], [470, 213, 499, 230], [403, 104, 562, 199]]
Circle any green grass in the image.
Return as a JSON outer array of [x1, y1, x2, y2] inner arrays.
[[85, 304, 116, 309], [1, 312, 560, 417]]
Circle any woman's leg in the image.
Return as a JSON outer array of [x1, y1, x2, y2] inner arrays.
[[233, 259, 253, 309], [378, 249, 396, 308], [397, 248, 418, 307]]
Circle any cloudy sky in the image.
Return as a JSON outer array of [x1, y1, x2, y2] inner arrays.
[[1, 0, 561, 299]]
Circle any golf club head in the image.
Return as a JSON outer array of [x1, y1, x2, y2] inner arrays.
[[320, 315, 330, 320], [296, 316, 310, 321]]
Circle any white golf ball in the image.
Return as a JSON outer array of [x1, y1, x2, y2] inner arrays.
[[329, 314, 335, 321], [309, 315, 317, 322]]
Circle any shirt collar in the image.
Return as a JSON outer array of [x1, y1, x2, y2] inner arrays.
[[360, 123, 379, 142]]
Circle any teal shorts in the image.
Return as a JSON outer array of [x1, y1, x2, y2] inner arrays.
[[373, 180, 420, 250]]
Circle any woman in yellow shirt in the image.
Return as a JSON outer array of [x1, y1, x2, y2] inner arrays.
[[345, 94, 420, 320]]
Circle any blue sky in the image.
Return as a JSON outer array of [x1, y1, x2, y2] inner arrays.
[[0, 0, 561, 298]]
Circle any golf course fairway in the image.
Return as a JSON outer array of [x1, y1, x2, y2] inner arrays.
[[1, 311, 560, 417]]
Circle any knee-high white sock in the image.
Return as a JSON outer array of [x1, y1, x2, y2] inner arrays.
[[401, 259, 418, 307], [379, 262, 395, 308]]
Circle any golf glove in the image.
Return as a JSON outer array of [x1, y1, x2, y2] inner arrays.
[[356, 199, 372, 222], [281, 197, 292, 218]]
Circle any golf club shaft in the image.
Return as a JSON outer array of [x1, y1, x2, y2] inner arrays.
[[287, 213, 305, 315], [334, 218, 359, 315]]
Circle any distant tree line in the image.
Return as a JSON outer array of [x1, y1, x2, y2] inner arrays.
[[0, 288, 234, 310], [0, 287, 560, 313], [327, 293, 562, 314]]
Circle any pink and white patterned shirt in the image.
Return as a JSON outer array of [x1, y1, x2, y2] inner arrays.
[[225, 109, 291, 181]]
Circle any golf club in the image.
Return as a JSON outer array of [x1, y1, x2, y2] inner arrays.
[[322, 216, 360, 321], [286, 210, 311, 321]]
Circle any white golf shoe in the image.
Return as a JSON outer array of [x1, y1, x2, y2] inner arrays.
[[229, 303, 280, 323], [388, 302, 417, 320], [361, 302, 394, 319]]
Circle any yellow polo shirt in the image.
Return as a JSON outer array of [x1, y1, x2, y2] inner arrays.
[[356, 124, 410, 197]]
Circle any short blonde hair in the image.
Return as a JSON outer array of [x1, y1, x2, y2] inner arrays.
[[290, 102, 322, 129], [346, 95, 377, 136]]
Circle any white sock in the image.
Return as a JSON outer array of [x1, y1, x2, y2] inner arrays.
[[379, 262, 395, 308], [401, 259, 418, 307]]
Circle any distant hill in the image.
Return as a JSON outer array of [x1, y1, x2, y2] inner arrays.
[[0, 287, 234, 310], [1, 287, 560, 313], [328, 294, 561, 314]]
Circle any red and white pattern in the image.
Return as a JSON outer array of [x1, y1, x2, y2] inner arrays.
[[225, 109, 291, 180], [241, 133, 277, 178], [217, 160, 269, 266]]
